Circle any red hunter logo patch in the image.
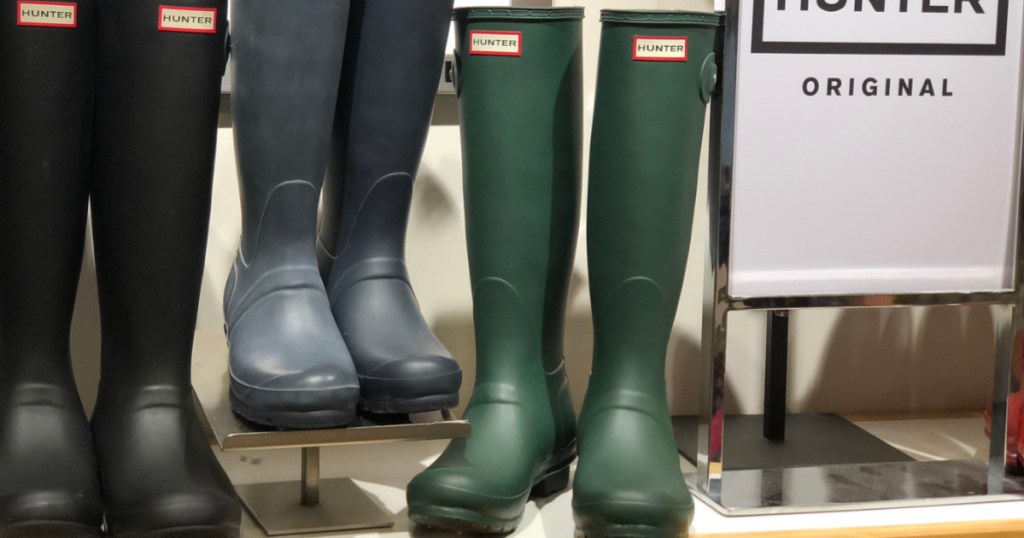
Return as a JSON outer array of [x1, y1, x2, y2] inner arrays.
[[470, 30, 523, 57], [158, 5, 217, 33], [17, 1, 77, 28], [634, 36, 689, 62]]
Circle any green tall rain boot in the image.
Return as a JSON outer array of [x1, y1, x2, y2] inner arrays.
[[407, 7, 584, 534], [573, 10, 722, 538]]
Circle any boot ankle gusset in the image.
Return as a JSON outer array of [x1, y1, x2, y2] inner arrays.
[[319, 171, 414, 275], [327, 257, 412, 301], [238, 180, 322, 269], [224, 180, 329, 329], [224, 260, 327, 333], [545, 359, 579, 452]]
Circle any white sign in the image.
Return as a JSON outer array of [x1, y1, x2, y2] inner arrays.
[[729, 0, 1024, 298]]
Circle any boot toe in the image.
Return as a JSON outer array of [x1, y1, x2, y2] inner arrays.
[[230, 353, 360, 428], [573, 487, 693, 534], [0, 384, 105, 531], [248, 362, 359, 393], [329, 276, 463, 413], [573, 407, 693, 535], [0, 490, 104, 530], [358, 355, 462, 412], [226, 262, 359, 426], [230, 379, 359, 429], [407, 468, 526, 530], [105, 490, 240, 536]]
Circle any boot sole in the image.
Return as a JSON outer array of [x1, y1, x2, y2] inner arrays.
[[110, 526, 239, 538], [0, 522, 101, 538], [409, 449, 575, 534], [230, 390, 356, 429], [575, 525, 688, 538], [410, 507, 521, 535], [358, 393, 459, 415]]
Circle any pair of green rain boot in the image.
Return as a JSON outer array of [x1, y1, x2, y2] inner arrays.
[[407, 7, 721, 538]]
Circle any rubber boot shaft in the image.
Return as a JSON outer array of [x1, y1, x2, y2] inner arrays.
[[407, 7, 583, 534], [225, 0, 359, 428], [0, 0, 103, 533], [317, 0, 462, 415], [89, 0, 240, 535], [574, 11, 722, 538]]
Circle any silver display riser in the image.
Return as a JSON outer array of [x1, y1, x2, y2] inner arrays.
[[692, 2, 1024, 514], [192, 329, 471, 536], [687, 459, 1024, 516]]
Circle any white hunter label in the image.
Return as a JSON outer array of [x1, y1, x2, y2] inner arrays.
[[470, 30, 522, 57], [17, 1, 77, 28], [158, 6, 217, 33], [634, 36, 689, 62]]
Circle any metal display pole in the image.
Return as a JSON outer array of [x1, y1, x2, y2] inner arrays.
[[696, 3, 737, 498], [763, 311, 788, 443], [691, 0, 1024, 515]]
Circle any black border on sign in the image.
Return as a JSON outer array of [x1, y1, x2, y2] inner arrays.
[[752, 0, 1009, 56]]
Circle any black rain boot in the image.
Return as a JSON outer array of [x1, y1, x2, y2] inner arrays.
[[317, 0, 462, 415], [89, 1, 240, 535], [0, 1, 104, 536], [224, 0, 359, 429]]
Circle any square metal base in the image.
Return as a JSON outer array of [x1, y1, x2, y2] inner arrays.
[[236, 478, 393, 536], [687, 459, 1024, 515], [673, 414, 914, 471]]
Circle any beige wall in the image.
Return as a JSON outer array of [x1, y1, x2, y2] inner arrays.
[[70, 0, 997, 419]]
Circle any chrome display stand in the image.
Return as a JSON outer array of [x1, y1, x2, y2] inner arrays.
[[690, 2, 1024, 515], [192, 330, 471, 535]]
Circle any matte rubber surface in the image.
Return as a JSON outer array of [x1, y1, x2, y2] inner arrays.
[[410, 510, 522, 535], [225, 0, 360, 429], [573, 11, 721, 538], [358, 393, 458, 415], [229, 389, 356, 429], [407, 8, 584, 534], [0, 522, 102, 538], [89, 0, 240, 534], [410, 451, 574, 534], [575, 525, 690, 538], [110, 526, 240, 538], [0, 0, 104, 533], [317, 0, 462, 414]]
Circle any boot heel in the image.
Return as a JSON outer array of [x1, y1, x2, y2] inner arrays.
[[531, 464, 571, 498]]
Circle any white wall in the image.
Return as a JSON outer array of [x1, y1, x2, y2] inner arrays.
[[69, 0, 997, 419]]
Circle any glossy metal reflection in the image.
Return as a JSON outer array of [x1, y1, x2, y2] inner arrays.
[[697, 0, 1024, 514], [698, 0, 739, 500], [687, 460, 1024, 515], [235, 477, 393, 536]]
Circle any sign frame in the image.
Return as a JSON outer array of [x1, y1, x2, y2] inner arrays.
[[751, 0, 1010, 56], [692, 0, 1024, 514]]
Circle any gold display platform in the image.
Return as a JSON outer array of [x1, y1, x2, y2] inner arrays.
[[192, 329, 471, 536]]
